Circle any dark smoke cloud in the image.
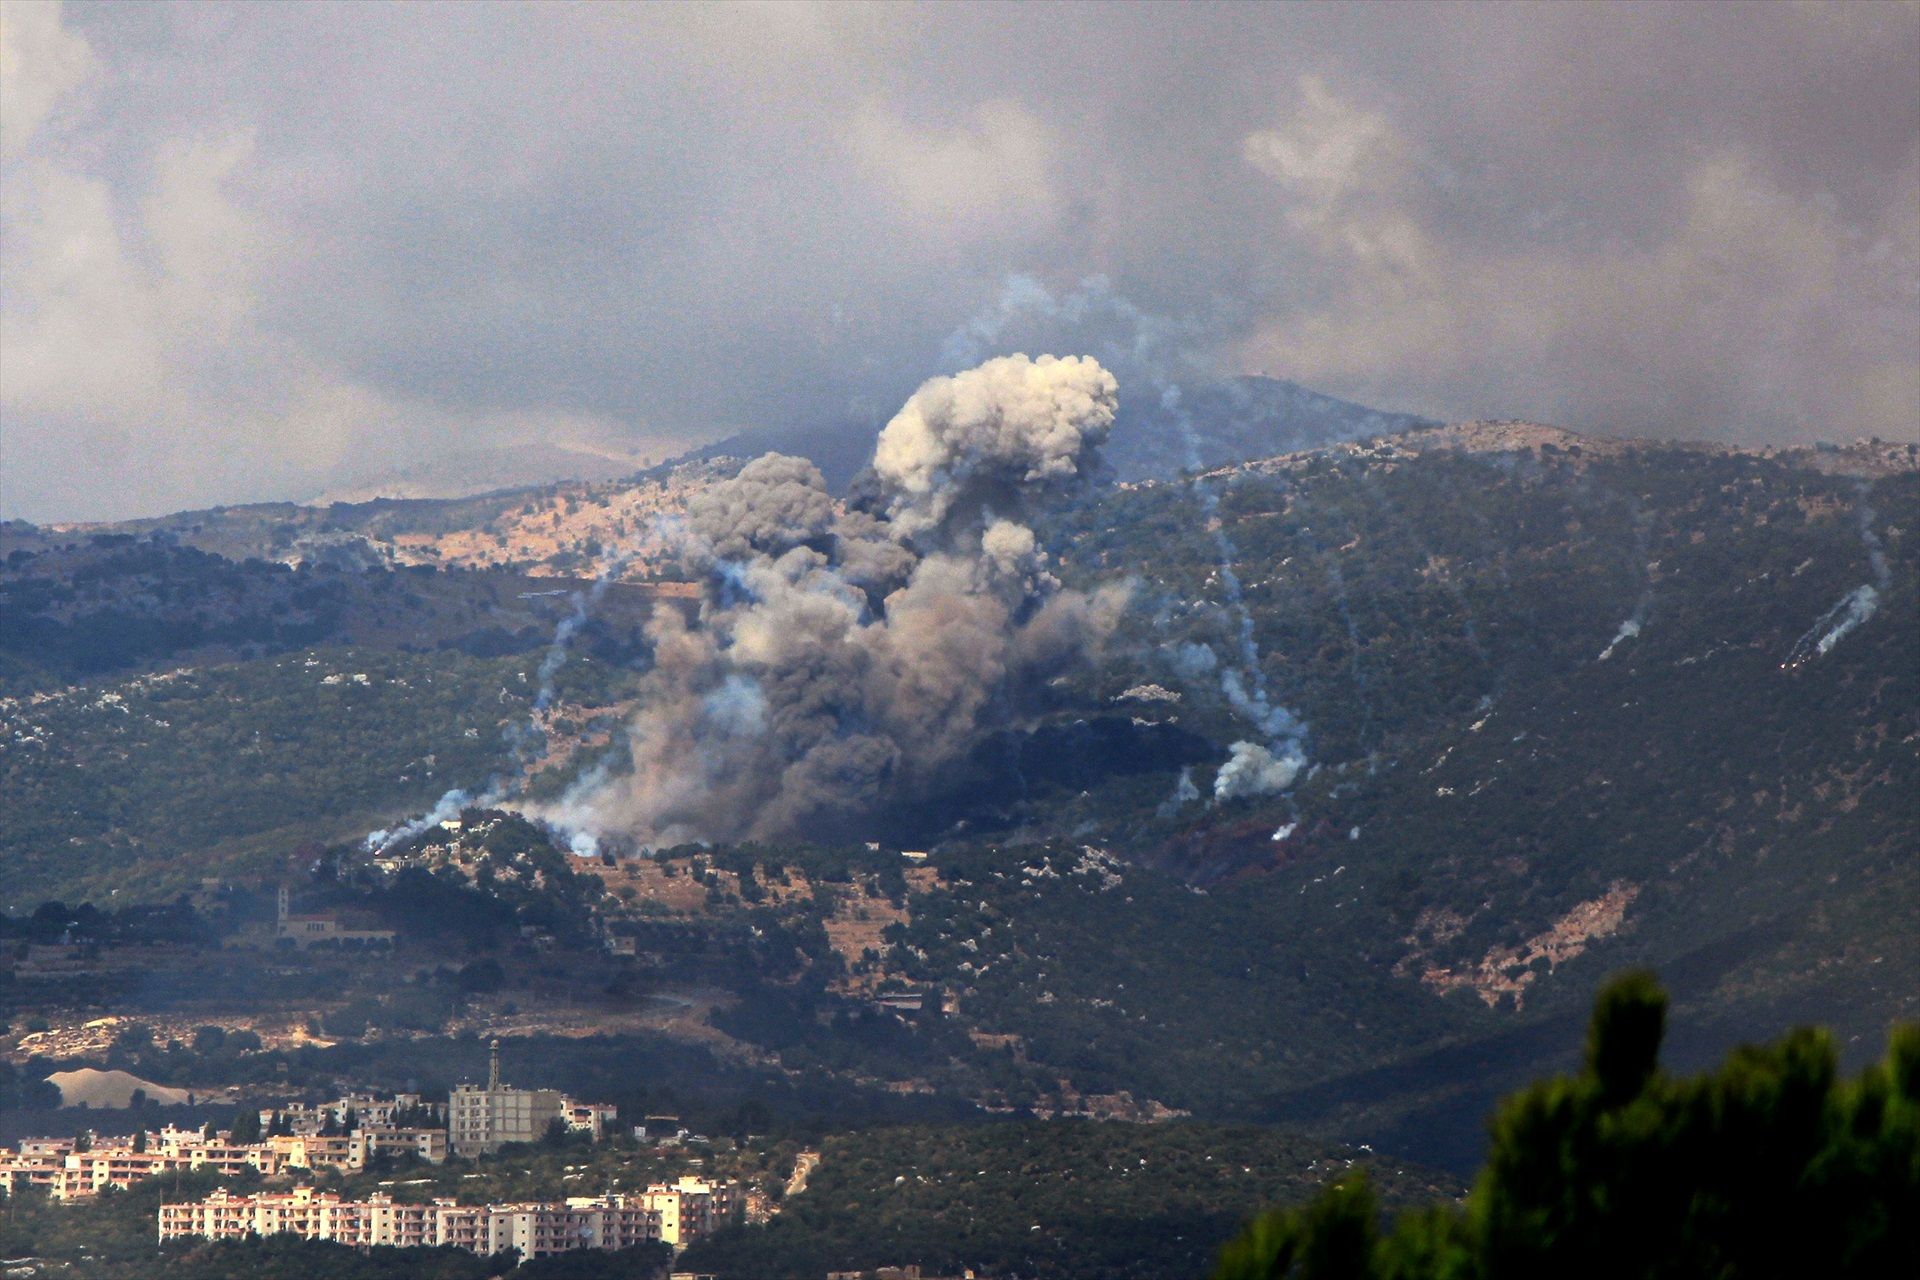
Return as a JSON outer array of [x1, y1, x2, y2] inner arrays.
[[3, 1, 1914, 521], [541, 354, 1129, 846]]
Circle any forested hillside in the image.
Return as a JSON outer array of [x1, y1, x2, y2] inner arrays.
[[681, 1120, 1460, 1280], [3, 425, 1911, 1176]]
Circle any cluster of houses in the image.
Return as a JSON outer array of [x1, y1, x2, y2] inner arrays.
[[2, 1126, 280, 1202], [0, 1043, 618, 1203], [157, 1176, 741, 1257], [0, 1115, 450, 1202]]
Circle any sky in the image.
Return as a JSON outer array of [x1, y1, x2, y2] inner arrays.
[[2, 0, 1915, 522]]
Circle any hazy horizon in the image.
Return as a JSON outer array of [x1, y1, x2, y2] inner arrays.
[[3, 0, 1916, 523]]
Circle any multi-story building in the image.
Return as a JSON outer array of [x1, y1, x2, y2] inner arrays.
[[0, 1110, 446, 1202], [564, 1100, 621, 1140], [274, 885, 396, 950], [0, 1132, 285, 1201], [641, 1175, 744, 1246], [447, 1040, 569, 1155], [159, 1188, 667, 1259], [355, 1126, 448, 1167], [268, 1127, 446, 1171], [263, 1092, 435, 1135]]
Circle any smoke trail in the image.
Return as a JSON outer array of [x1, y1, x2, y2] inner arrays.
[[366, 525, 660, 856], [1785, 585, 1881, 667], [1597, 500, 1656, 661], [1157, 765, 1202, 817], [1782, 486, 1893, 669], [1156, 382, 1309, 797], [545, 353, 1130, 848], [947, 276, 1309, 800], [1854, 486, 1892, 591], [363, 785, 473, 855], [1596, 617, 1641, 662]]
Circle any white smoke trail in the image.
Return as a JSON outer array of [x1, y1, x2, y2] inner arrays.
[[1782, 488, 1893, 669], [1597, 499, 1656, 662], [363, 785, 473, 855], [1855, 488, 1892, 591], [1784, 584, 1881, 668], [1596, 617, 1641, 662], [366, 524, 663, 856], [1157, 765, 1202, 817], [946, 276, 1310, 801]]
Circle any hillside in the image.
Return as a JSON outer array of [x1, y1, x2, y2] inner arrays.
[[16, 459, 733, 586], [0, 534, 683, 692], [2, 421, 1912, 1176], [680, 1121, 1461, 1280]]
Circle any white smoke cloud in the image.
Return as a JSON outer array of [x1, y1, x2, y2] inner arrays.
[[1214, 740, 1305, 800], [940, 276, 1312, 800], [1597, 618, 1641, 662], [1782, 490, 1895, 669], [873, 353, 1119, 538], [544, 354, 1127, 847]]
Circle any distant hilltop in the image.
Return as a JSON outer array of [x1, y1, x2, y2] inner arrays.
[[14, 407, 1913, 585], [1198, 420, 1920, 483]]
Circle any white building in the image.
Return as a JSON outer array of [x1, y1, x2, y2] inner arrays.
[[159, 1187, 664, 1259]]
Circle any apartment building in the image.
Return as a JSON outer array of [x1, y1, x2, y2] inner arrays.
[[0, 1132, 284, 1201], [0, 1111, 447, 1202], [263, 1092, 435, 1135], [268, 1127, 446, 1170], [159, 1188, 666, 1259], [642, 1175, 744, 1246], [447, 1039, 569, 1155], [565, 1100, 622, 1140]]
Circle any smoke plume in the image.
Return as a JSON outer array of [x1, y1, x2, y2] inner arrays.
[[545, 354, 1128, 847], [359, 518, 677, 857], [1785, 584, 1882, 669], [946, 275, 1311, 802], [1782, 489, 1894, 669], [1596, 617, 1641, 663]]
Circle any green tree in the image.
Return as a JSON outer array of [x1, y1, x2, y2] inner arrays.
[[1214, 973, 1919, 1280], [229, 1107, 261, 1145]]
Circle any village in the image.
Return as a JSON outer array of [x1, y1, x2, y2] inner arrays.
[[0, 1039, 742, 1263]]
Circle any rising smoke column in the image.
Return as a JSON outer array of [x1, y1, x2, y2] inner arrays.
[[946, 276, 1310, 803], [544, 354, 1128, 847], [1589, 495, 1657, 662]]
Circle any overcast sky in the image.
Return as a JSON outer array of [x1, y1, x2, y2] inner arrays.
[[3, 0, 1915, 522]]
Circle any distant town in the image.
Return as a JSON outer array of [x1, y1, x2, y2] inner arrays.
[[1, 1040, 742, 1263]]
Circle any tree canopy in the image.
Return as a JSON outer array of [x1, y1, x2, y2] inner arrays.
[[1214, 973, 1918, 1279]]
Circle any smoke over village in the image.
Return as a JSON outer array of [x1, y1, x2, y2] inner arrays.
[[0, 4, 1913, 1278]]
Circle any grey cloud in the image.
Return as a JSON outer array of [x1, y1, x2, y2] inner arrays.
[[3, 1, 1915, 521], [686, 453, 836, 563], [545, 353, 1127, 847]]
